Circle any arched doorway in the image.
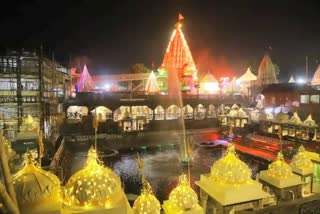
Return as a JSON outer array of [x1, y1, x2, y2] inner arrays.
[[166, 105, 181, 120], [67, 106, 88, 119], [183, 105, 193, 119], [91, 106, 113, 122], [154, 106, 165, 120], [194, 104, 206, 120]]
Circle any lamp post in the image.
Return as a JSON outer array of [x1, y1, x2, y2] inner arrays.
[[194, 82, 200, 99]]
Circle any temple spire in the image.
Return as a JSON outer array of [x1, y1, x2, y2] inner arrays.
[[161, 14, 197, 95]]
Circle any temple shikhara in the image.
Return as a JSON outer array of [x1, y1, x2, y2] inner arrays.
[[158, 14, 198, 95]]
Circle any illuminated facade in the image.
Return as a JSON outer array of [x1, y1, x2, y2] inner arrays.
[[158, 18, 197, 95], [0, 50, 70, 143]]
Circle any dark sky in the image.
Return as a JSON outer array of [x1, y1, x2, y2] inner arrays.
[[0, 0, 319, 80]]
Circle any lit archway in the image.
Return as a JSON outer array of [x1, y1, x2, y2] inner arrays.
[[207, 104, 216, 118], [67, 106, 88, 119], [154, 106, 165, 120], [91, 106, 112, 122], [194, 104, 206, 120], [183, 105, 193, 119], [166, 105, 181, 120]]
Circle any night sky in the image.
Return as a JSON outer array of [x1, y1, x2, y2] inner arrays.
[[0, 0, 319, 80]]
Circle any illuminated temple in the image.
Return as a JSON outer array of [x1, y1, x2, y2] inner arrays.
[[157, 18, 198, 95]]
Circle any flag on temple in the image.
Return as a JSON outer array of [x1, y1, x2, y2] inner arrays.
[[179, 13, 184, 21], [137, 153, 144, 169]]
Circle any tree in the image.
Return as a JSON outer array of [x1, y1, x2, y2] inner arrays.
[[128, 64, 151, 74], [274, 64, 280, 76]]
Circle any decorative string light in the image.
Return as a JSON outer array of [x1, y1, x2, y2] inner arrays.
[[291, 145, 313, 170], [64, 146, 123, 208], [266, 152, 293, 179], [133, 181, 160, 214], [168, 174, 198, 211], [210, 144, 251, 184]]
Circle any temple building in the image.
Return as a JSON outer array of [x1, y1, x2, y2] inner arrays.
[[158, 16, 198, 95], [258, 152, 302, 201], [199, 71, 219, 94], [196, 144, 273, 213], [163, 174, 203, 214], [259, 112, 319, 142], [291, 145, 314, 197], [311, 65, 320, 87], [255, 53, 278, 86], [237, 67, 257, 96]]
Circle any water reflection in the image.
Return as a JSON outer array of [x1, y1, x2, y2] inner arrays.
[[106, 145, 263, 202], [68, 144, 265, 202]]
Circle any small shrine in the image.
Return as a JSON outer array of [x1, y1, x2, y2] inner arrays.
[[196, 144, 272, 213], [258, 152, 302, 201], [291, 146, 314, 196], [163, 174, 203, 214]]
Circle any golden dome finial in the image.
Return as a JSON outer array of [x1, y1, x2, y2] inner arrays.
[[276, 151, 284, 161], [133, 180, 160, 214], [178, 174, 189, 186], [24, 150, 34, 165], [168, 174, 198, 211]]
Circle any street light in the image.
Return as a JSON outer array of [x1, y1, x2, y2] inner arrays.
[[194, 82, 200, 98]]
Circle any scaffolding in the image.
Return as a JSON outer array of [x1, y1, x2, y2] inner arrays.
[[0, 50, 71, 141]]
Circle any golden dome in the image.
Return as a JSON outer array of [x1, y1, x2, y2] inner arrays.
[[275, 111, 289, 123], [291, 146, 313, 171], [210, 144, 251, 184], [266, 152, 293, 179], [133, 181, 160, 214], [12, 152, 61, 208], [168, 174, 198, 210], [64, 147, 123, 208]]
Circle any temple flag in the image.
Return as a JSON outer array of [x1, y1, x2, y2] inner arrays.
[[179, 13, 184, 21], [137, 153, 144, 169]]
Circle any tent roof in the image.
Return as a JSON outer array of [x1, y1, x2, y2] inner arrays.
[[288, 75, 296, 83], [311, 65, 320, 86], [237, 68, 257, 82], [201, 72, 218, 83]]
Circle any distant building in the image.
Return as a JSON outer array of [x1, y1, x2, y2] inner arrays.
[[0, 50, 71, 142]]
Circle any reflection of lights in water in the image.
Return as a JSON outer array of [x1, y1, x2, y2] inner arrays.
[[67, 145, 265, 203]]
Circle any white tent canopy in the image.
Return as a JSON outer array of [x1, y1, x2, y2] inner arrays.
[[145, 71, 160, 94], [288, 75, 296, 83], [311, 65, 320, 86], [237, 67, 257, 82]]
